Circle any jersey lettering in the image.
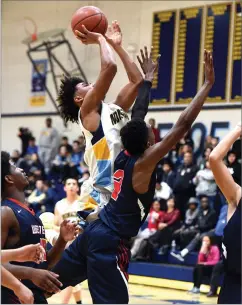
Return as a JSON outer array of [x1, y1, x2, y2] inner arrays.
[[110, 109, 129, 125], [111, 170, 124, 200], [31, 225, 45, 235]]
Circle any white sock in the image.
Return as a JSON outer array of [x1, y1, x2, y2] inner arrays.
[[181, 248, 189, 257]]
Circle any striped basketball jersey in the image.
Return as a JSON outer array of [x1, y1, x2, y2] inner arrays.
[[78, 102, 129, 194]]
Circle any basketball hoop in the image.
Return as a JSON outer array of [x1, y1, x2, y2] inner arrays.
[[24, 17, 38, 42]]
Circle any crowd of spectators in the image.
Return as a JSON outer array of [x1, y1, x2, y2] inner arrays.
[[11, 117, 241, 296]]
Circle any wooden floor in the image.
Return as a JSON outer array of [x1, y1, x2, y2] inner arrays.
[[48, 281, 218, 304]]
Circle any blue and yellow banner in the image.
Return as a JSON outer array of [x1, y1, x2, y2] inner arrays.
[[150, 10, 176, 104], [30, 59, 47, 106], [175, 7, 203, 104]]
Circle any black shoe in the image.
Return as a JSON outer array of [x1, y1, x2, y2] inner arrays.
[[207, 290, 217, 297]]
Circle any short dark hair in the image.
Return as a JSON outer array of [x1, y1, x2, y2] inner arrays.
[[120, 118, 148, 155], [63, 177, 79, 185], [1, 151, 11, 194], [73, 140, 80, 145], [57, 75, 83, 124], [62, 136, 68, 141]]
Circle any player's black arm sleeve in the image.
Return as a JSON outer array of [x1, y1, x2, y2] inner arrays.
[[131, 80, 152, 120]]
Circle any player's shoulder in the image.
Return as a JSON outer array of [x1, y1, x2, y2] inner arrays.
[[55, 198, 67, 209]]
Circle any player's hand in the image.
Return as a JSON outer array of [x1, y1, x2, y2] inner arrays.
[[137, 46, 160, 82], [105, 20, 122, 47], [16, 244, 45, 264], [204, 49, 215, 86], [75, 25, 103, 45], [59, 219, 80, 242], [14, 283, 34, 304], [30, 269, 62, 294]]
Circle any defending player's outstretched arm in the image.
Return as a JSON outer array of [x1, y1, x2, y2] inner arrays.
[[135, 50, 214, 179], [132, 46, 160, 119], [105, 21, 143, 112], [75, 25, 117, 132]]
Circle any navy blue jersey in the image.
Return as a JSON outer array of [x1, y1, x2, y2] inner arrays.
[[222, 200, 241, 276], [100, 150, 156, 238], [1, 198, 46, 302]]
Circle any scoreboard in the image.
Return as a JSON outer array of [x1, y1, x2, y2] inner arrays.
[[151, 1, 241, 106]]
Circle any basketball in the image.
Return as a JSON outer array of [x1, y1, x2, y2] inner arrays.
[[71, 6, 108, 36]]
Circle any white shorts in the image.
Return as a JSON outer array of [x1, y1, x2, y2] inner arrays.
[[80, 179, 111, 210]]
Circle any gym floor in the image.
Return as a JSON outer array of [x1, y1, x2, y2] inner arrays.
[[48, 282, 218, 304]]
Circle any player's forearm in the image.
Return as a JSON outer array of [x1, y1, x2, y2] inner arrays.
[[113, 45, 143, 83], [1, 249, 23, 263], [176, 82, 213, 131], [210, 126, 241, 162], [98, 36, 117, 71], [1, 266, 23, 291], [46, 236, 67, 270], [131, 80, 152, 119], [2, 263, 35, 280]]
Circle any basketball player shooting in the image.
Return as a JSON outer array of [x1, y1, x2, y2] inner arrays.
[[52, 50, 214, 304], [58, 20, 159, 212]]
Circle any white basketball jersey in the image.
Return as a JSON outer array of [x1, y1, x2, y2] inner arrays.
[[78, 102, 129, 193], [55, 197, 82, 222]]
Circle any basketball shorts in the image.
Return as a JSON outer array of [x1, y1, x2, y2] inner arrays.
[[52, 219, 130, 304], [218, 273, 241, 304]]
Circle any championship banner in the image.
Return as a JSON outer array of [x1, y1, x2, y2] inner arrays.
[[30, 59, 47, 106]]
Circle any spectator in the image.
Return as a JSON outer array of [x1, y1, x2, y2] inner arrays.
[[78, 135, 86, 152], [60, 136, 73, 154], [131, 201, 163, 259], [176, 143, 194, 167], [28, 153, 45, 179], [171, 196, 217, 261], [27, 179, 46, 213], [193, 161, 217, 206], [148, 197, 180, 255], [148, 118, 161, 143], [210, 137, 219, 149], [172, 197, 199, 249], [24, 174, 36, 198], [18, 127, 33, 157], [226, 150, 241, 185], [188, 235, 220, 294], [42, 181, 56, 214], [161, 159, 176, 189], [39, 117, 59, 173], [198, 147, 213, 170], [207, 260, 224, 297], [209, 205, 228, 246], [51, 145, 71, 181], [11, 150, 29, 173], [154, 181, 173, 210], [173, 152, 198, 218], [204, 135, 212, 149], [70, 141, 84, 177], [26, 137, 38, 156]]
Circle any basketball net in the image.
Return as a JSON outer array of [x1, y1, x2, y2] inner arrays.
[[24, 17, 38, 42]]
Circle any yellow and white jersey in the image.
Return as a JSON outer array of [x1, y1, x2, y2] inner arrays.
[[55, 196, 83, 223], [78, 102, 129, 207]]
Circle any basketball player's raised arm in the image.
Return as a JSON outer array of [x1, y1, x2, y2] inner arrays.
[[138, 50, 214, 172], [131, 47, 160, 119], [76, 26, 117, 130], [105, 21, 143, 112], [209, 124, 241, 207]]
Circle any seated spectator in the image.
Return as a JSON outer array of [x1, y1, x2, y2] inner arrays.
[[148, 118, 161, 143], [198, 147, 213, 170], [26, 137, 38, 156], [176, 143, 194, 166], [204, 135, 212, 149], [11, 150, 29, 173], [60, 136, 73, 153], [131, 201, 163, 259], [210, 137, 219, 149], [42, 181, 56, 213], [173, 152, 198, 219], [193, 161, 217, 206], [207, 260, 224, 297], [172, 197, 199, 249], [51, 145, 71, 181], [226, 150, 241, 185], [18, 127, 33, 157], [28, 153, 45, 179], [171, 196, 217, 261], [24, 174, 36, 198], [148, 196, 180, 255], [161, 159, 176, 189], [188, 235, 220, 294], [154, 181, 173, 210], [70, 141, 84, 177], [78, 135, 86, 152], [27, 179, 46, 213]]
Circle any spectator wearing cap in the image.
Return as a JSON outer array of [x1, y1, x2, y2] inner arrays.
[[172, 197, 199, 249], [161, 159, 176, 189], [148, 118, 161, 143], [26, 137, 38, 156], [171, 195, 217, 262]]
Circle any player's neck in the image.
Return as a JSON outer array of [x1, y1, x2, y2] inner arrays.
[[67, 194, 78, 203], [5, 189, 26, 204]]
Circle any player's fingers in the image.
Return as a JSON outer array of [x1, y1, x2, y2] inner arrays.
[[48, 274, 63, 289], [45, 279, 61, 293], [144, 46, 148, 59], [149, 46, 153, 59], [140, 49, 145, 62], [81, 24, 89, 34], [137, 55, 142, 66], [75, 30, 86, 39]]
